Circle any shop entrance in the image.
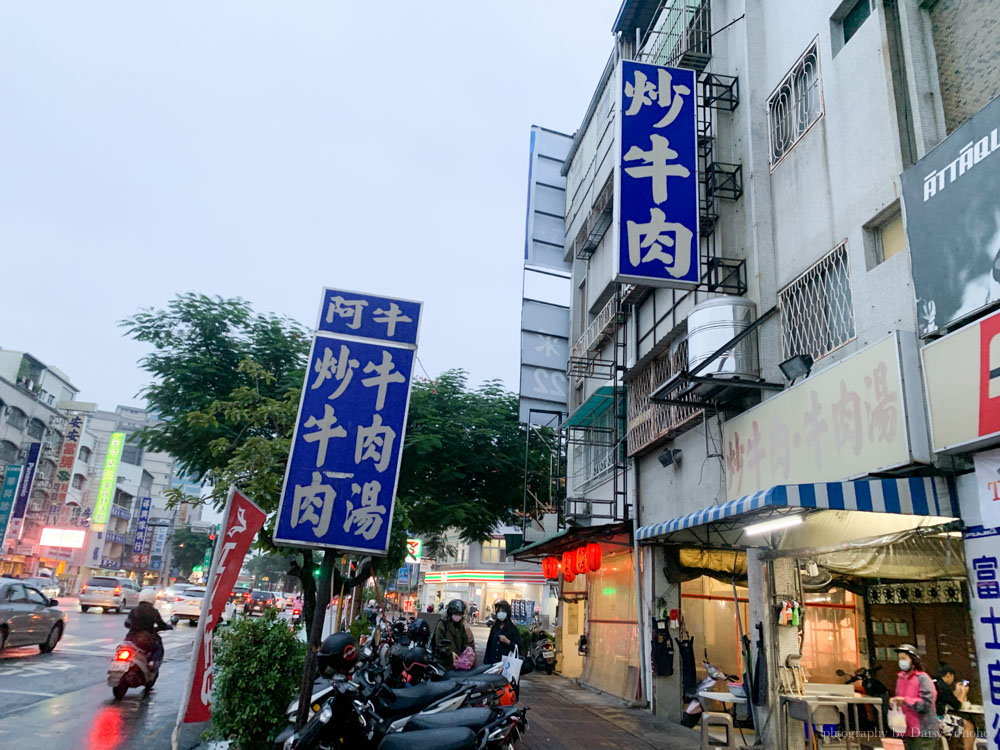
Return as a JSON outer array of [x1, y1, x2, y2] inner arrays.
[[868, 596, 978, 700]]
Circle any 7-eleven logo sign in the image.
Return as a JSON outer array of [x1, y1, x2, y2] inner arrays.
[[405, 538, 423, 563]]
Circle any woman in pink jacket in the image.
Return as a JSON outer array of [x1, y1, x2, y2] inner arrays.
[[889, 644, 940, 749]]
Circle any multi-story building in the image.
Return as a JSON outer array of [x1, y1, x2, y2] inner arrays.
[[516, 0, 1000, 742], [417, 528, 554, 626], [0, 349, 81, 577]]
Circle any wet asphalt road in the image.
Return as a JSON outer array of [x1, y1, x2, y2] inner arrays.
[[0, 597, 210, 750]]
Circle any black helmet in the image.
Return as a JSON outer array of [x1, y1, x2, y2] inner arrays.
[[408, 618, 431, 646], [391, 620, 408, 638], [446, 599, 466, 618], [494, 599, 512, 615], [317, 633, 359, 677]]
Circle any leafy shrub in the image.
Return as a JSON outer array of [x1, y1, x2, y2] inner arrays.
[[210, 611, 306, 749]]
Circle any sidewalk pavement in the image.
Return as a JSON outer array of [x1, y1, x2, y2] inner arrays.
[[518, 672, 703, 750]]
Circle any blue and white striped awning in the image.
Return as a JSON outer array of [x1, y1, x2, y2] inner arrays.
[[636, 477, 958, 542]]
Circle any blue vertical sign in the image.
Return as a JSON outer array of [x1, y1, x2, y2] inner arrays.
[[274, 288, 422, 556], [132, 496, 152, 556], [0, 465, 23, 544], [615, 61, 699, 287], [8, 442, 41, 539]]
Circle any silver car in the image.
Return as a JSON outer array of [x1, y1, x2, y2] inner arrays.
[[21, 577, 60, 600], [0, 580, 66, 653], [79, 576, 141, 613]]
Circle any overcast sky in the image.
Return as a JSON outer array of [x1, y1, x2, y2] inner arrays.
[[0, 2, 615, 410]]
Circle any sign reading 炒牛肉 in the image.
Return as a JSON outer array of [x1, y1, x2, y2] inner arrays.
[[615, 61, 699, 288], [274, 290, 421, 556]]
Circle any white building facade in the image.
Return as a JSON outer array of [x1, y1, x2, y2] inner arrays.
[[534, 0, 1000, 742]]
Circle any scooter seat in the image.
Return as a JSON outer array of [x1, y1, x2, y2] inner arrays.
[[405, 707, 494, 731], [443, 664, 491, 680], [381, 727, 477, 750], [458, 673, 508, 689], [376, 679, 463, 719]]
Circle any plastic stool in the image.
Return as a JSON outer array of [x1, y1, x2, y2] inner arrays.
[[700, 711, 736, 749]]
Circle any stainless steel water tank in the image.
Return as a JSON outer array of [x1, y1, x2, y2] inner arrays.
[[686, 296, 758, 378]]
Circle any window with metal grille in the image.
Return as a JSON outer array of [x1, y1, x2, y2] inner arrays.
[[768, 40, 823, 168], [779, 242, 856, 362], [627, 341, 702, 455], [571, 404, 616, 491]]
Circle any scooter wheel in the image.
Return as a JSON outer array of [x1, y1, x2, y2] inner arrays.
[[113, 683, 127, 700]]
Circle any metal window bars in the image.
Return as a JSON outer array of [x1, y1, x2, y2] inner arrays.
[[778, 242, 856, 362], [638, 0, 713, 73], [768, 40, 823, 167], [626, 339, 703, 455]]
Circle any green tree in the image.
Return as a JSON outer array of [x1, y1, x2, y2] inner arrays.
[[170, 526, 214, 578], [121, 295, 553, 728], [399, 370, 557, 552]]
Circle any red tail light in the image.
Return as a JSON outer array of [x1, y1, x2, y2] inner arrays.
[[116, 648, 132, 661], [114, 585, 122, 595], [293, 609, 300, 616], [175, 596, 183, 602], [81, 584, 87, 593]]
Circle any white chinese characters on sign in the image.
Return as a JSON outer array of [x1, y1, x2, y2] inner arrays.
[[623, 68, 691, 127], [626, 208, 694, 279], [618, 61, 698, 286], [291, 343, 408, 543]]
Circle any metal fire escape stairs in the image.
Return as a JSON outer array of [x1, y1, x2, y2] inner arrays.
[[559, 0, 747, 527]]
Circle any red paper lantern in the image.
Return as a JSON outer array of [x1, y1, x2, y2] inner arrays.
[[585, 542, 602, 572], [575, 546, 588, 574], [542, 556, 560, 580], [561, 551, 575, 581]]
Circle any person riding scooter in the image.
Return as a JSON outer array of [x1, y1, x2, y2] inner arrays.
[[125, 587, 172, 667]]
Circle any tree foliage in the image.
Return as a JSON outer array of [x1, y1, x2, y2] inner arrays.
[[120, 293, 310, 480], [170, 526, 214, 577], [399, 370, 555, 550]]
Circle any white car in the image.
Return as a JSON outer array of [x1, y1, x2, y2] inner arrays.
[[170, 586, 206, 626]]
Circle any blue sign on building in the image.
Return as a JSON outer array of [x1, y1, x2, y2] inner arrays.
[[316, 288, 422, 347], [133, 496, 152, 555], [274, 290, 422, 556], [8, 443, 41, 539], [615, 61, 699, 288], [0, 464, 23, 543]]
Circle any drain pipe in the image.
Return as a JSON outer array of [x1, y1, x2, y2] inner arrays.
[[631, 457, 650, 709]]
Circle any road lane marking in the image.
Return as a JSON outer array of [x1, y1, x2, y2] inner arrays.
[[60, 637, 114, 648], [0, 688, 55, 697]]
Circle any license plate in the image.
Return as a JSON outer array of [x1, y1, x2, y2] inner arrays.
[[109, 662, 129, 673]]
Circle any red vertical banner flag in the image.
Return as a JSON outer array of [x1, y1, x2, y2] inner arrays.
[[174, 487, 266, 736]]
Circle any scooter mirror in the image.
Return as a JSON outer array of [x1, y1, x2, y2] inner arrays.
[[836, 669, 847, 677]]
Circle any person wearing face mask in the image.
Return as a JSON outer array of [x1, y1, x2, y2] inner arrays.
[[484, 599, 522, 665], [432, 599, 471, 670], [890, 644, 939, 748]]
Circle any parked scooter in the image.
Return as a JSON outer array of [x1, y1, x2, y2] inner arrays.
[[836, 665, 890, 732], [680, 658, 737, 728], [528, 626, 555, 675]]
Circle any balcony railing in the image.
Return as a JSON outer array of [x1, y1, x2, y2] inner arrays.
[[571, 295, 620, 364], [627, 340, 702, 455]]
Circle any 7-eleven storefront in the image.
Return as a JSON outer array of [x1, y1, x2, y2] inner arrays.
[[421, 569, 553, 621]]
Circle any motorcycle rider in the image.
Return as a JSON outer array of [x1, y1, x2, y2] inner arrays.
[[432, 599, 471, 670], [484, 599, 521, 665], [125, 587, 172, 667]]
